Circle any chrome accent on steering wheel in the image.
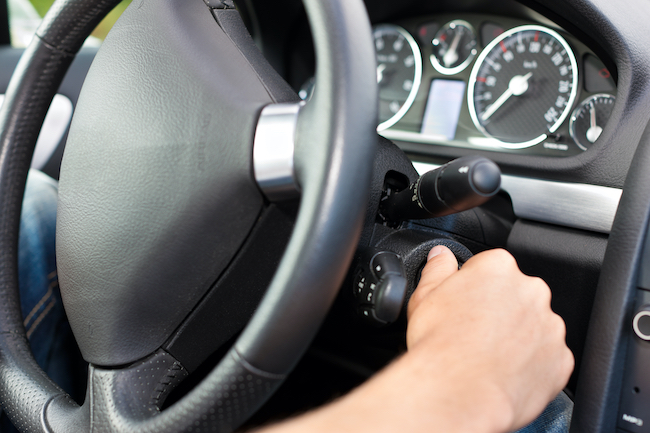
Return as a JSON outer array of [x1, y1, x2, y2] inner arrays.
[[253, 102, 303, 201]]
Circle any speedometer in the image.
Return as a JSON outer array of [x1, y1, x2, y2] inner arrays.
[[374, 25, 422, 131], [468, 25, 578, 149]]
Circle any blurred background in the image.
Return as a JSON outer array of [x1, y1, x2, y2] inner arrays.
[[8, 0, 131, 47]]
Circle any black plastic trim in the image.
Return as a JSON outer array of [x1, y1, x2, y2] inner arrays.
[[572, 124, 650, 432], [0, 0, 9, 46]]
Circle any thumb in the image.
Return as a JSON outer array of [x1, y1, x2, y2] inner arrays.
[[407, 245, 459, 320]]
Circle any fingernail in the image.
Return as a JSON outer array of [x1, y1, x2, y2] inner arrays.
[[427, 245, 446, 261]]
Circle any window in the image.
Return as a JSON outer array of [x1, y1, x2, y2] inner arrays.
[[8, 0, 131, 48]]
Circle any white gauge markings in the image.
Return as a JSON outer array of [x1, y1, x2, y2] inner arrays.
[[468, 25, 579, 149]]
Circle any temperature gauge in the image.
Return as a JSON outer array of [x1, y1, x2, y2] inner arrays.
[[569, 94, 615, 151], [431, 20, 478, 75]]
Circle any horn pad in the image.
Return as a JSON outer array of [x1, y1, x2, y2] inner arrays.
[[57, 0, 272, 366]]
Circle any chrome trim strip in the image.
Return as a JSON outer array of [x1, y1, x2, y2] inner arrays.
[[413, 161, 621, 234], [253, 103, 303, 201], [380, 129, 503, 149]]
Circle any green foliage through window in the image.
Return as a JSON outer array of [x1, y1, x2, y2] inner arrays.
[[28, 0, 132, 40]]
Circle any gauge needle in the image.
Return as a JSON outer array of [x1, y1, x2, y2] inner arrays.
[[481, 72, 533, 121], [443, 32, 461, 67], [377, 63, 387, 83], [586, 102, 603, 143]]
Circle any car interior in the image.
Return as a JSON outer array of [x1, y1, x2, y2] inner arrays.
[[0, 0, 649, 431]]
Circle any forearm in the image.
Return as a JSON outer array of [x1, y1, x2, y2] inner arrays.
[[252, 347, 512, 433], [251, 247, 572, 433]]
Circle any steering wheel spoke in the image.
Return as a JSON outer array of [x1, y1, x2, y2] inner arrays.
[[253, 102, 303, 201]]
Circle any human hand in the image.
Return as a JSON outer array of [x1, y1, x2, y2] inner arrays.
[[405, 246, 574, 432], [253, 246, 573, 433]]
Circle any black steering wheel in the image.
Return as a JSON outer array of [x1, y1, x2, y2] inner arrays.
[[0, 0, 378, 431], [3, 0, 650, 432]]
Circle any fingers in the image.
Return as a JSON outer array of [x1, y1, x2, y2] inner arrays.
[[545, 308, 575, 392], [462, 248, 518, 275], [401, 246, 575, 431], [407, 245, 459, 320]]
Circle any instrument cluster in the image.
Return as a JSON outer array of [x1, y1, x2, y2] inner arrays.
[[370, 14, 616, 157]]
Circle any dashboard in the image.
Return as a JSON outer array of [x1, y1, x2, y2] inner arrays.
[[248, 2, 642, 422], [271, 0, 636, 194], [0, 0, 627, 237], [241, 0, 631, 417], [270, 3, 624, 236], [295, 13, 617, 158], [371, 15, 616, 158]]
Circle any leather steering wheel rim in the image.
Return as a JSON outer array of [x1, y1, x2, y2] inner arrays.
[[0, 0, 377, 431]]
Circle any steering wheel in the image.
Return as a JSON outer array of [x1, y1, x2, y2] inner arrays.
[[3, 0, 650, 432], [0, 0, 378, 431]]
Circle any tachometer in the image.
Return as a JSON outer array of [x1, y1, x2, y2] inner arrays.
[[468, 25, 578, 149], [374, 25, 422, 131]]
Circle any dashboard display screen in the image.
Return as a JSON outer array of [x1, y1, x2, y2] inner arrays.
[[420, 79, 466, 140]]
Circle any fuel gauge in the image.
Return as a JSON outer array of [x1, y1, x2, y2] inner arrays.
[[569, 94, 615, 151], [430, 20, 478, 75]]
